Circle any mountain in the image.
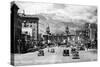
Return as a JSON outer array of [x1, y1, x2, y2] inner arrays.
[[33, 14, 85, 34]]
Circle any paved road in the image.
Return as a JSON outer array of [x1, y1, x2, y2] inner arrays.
[[14, 47, 97, 66]]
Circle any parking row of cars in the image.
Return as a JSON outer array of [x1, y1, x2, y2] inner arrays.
[[37, 47, 80, 59]]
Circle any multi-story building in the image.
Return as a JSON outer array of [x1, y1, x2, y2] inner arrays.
[[90, 23, 97, 41], [11, 3, 39, 53], [18, 14, 39, 44], [17, 14, 39, 52]]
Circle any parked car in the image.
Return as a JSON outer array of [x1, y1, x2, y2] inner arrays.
[[72, 51, 80, 59], [71, 47, 77, 54], [79, 46, 85, 50], [50, 48, 55, 53], [63, 49, 70, 56], [38, 49, 44, 56]]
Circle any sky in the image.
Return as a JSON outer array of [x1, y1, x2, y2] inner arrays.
[[14, 1, 97, 34]]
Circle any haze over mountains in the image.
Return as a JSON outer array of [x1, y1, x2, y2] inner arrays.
[[14, 1, 97, 34]]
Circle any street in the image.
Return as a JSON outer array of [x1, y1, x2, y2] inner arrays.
[[14, 46, 97, 66]]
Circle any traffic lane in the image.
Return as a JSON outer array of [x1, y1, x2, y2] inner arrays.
[[14, 47, 97, 66]]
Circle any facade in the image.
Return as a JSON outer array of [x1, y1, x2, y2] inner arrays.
[[11, 3, 39, 53], [90, 23, 97, 41], [20, 15, 39, 41], [18, 15, 39, 52], [43, 26, 76, 46]]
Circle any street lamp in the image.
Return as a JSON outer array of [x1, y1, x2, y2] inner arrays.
[[17, 39, 21, 53]]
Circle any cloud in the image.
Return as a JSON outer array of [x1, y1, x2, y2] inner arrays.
[[15, 1, 97, 23], [16, 1, 54, 14]]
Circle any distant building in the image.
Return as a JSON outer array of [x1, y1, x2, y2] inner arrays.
[[65, 26, 70, 35], [90, 23, 97, 41], [43, 25, 76, 45], [46, 25, 51, 35], [75, 23, 97, 44]]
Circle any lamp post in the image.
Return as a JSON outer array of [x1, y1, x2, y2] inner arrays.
[[17, 39, 21, 53]]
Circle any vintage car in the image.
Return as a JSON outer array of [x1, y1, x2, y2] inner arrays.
[[79, 46, 85, 50], [71, 47, 77, 54], [72, 51, 80, 59], [38, 49, 44, 56], [63, 49, 70, 56], [50, 48, 55, 53]]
